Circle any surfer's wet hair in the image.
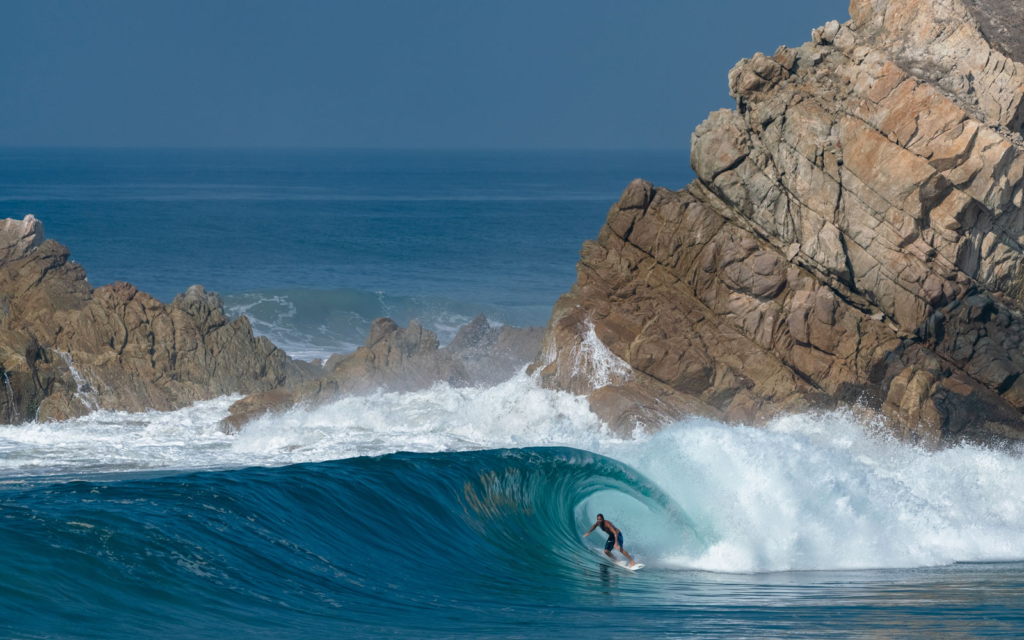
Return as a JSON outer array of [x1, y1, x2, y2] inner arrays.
[[596, 514, 604, 519]]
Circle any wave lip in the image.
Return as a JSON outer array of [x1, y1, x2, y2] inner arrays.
[[6, 371, 1024, 579]]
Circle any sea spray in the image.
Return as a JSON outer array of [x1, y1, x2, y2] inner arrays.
[[605, 412, 1024, 572], [223, 288, 554, 361]]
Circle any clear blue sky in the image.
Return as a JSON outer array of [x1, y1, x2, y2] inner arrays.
[[0, 0, 850, 149]]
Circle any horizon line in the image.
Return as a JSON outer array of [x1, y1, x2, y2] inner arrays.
[[0, 145, 690, 153]]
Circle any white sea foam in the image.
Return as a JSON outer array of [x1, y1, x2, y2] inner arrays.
[[2, 373, 1024, 573], [599, 411, 1024, 572], [224, 293, 362, 361], [230, 373, 611, 462], [0, 374, 610, 476]]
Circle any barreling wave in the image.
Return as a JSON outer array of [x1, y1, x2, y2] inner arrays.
[[5, 372, 1024, 578], [7, 372, 1024, 637], [0, 448, 696, 638]]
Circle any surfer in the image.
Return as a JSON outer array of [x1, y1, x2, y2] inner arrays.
[[584, 514, 636, 567]]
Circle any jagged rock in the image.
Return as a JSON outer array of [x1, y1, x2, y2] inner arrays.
[[223, 315, 544, 429], [533, 0, 1024, 445], [0, 216, 544, 429], [328, 318, 468, 393], [0, 219, 319, 422], [0, 215, 45, 263]]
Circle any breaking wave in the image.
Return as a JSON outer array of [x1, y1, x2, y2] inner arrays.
[[3, 373, 1024, 577]]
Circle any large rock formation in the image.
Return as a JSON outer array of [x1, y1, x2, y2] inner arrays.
[[223, 314, 543, 429], [533, 0, 1024, 445], [0, 216, 320, 422]]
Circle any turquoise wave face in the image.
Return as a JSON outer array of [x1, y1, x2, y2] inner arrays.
[[0, 448, 699, 639]]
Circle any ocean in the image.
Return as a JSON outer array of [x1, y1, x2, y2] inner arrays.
[[1, 149, 1024, 639], [0, 149, 694, 358]]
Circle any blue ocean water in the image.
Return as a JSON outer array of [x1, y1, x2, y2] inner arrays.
[[2, 150, 1024, 638], [0, 149, 694, 357]]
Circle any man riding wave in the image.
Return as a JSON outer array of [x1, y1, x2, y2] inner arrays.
[[584, 514, 636, 567]]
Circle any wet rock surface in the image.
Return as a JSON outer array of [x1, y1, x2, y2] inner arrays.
[[534, 0, 1024, 444]]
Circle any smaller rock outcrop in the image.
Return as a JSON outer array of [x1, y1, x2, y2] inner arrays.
[[325, 318, 468, 394], [222, 315, 544, 430], [0, 216, 545, 429], [0, 215, 319, 422]]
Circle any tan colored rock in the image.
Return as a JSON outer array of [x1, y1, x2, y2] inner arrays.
[[535, 0, 1024, 445], [0, 219, 320, 423], [327, 318, 468, 394], [0, 215, 45, 263], [445, 314, 545, 386]]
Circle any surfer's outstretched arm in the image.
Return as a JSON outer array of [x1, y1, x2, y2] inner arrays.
[[583, 523, 598, 538]]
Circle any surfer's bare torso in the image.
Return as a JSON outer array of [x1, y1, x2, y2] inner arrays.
[[598, 519, 619, 540]]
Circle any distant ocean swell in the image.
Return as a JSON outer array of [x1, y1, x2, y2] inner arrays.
[[224, 288, 554, 361]]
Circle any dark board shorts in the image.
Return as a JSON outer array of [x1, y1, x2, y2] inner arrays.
[[605, 532, 623, 551]]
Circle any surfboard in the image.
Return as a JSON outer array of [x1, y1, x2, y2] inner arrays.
[[616, 561, 645, 571]]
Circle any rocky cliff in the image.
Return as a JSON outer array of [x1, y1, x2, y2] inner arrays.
[[533, 0, 1024, 445], [7, 0, 1018, 446], [0, 216, 320, 422]]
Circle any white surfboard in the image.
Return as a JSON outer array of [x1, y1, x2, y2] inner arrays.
[[616, 561, 645, 571]]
